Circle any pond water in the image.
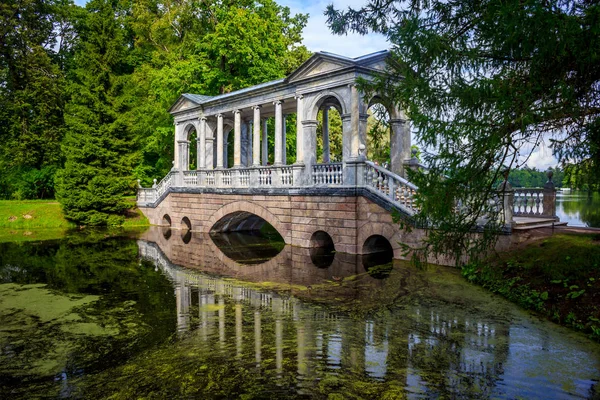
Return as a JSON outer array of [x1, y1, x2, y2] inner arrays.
[[1, 227, 599, 399], [556, 190, 600, 228]]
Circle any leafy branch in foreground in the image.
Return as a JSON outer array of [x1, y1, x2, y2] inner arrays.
[[326, 0, 600, 265]]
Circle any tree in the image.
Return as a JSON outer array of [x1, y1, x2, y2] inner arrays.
[[55, 0, 134, 226], [325, 0, 600, 264], [126, 0, 309, 185], [0, 0, 79, 199]]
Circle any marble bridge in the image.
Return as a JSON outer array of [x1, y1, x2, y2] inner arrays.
[[137, 50, 559, 262]]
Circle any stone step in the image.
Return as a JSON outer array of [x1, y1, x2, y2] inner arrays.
[[512, 221, 568, 230]]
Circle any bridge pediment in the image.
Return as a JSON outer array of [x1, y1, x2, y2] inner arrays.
[[287, 50, 390, 83], [287, 54, 354, 83], [169, 93, 213, 113]]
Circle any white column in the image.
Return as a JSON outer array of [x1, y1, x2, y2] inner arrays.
[[274, 100, 283, 165], [390, 118, 410, 176], [282, 114, 287, 165], [173, 122, 181, 170], [245, 121, 252, 166], [177, 140, 189, 170], [295, 95, 304, 164], [253, 106, 261, 166], [322, 108, 330, 163], [198, 117, 206, 169], [262, 119, 268, 166], [216, 114, 224, 168], [233, 109, 242, 168]]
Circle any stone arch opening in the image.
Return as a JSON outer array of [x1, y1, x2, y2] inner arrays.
[[366, 95, 410, 176], [210, 211, 283, 239], [362, 235, 394, 279], [366, 99, 392, 167], [206, 201, 290, 244], [183, 123, 198, 170], [309, 230, 336, 268], [162, 214, 172, 227], [181, 216, 192, 231], [310, 95, 345, 164]]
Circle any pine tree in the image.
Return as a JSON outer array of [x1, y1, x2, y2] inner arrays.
[[55, 0, 134, 225]]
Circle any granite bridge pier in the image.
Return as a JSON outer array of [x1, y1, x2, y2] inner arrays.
[[137, 51, 561, 264]]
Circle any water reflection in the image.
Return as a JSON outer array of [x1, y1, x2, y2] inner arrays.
[[138, 229, 600, 399], [556, 190, 600, 228]]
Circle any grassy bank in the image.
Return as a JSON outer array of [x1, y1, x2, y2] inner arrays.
[[0, 200, 72, 229], [463, 233, 600, 341], [0, 200, 149, 242]]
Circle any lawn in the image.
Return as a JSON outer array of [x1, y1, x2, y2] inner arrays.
[[0, 200, 73, 229], [463, 233, 600, 341]]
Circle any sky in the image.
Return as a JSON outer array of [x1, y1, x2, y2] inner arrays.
[[71, 0, 558, 169]]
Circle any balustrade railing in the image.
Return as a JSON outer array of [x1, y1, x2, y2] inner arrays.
[[514, 188, 544, 216], [312, 163, 343, 185], [183, 171, 198, 186], [364, 161, 419, 215], [258, 168, 272, 186], [136, 161, 557, 229]]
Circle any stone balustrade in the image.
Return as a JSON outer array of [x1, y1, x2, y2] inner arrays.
[[513, 187, 556, 219], [364, 161, 420, 215], [137, 162, 558, 230]]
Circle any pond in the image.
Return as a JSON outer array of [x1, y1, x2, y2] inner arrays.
[[1, 227, 599, 399], [556, 190, 600, 228]]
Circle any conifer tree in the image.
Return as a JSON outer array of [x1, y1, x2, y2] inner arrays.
[[55, 0, 134, 225]]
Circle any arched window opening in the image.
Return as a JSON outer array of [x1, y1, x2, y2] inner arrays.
[[162, 214, 172, 227], [366, 102, 391, 167]]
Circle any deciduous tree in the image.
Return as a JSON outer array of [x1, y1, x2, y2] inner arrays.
[[326, 0, 600, 264]]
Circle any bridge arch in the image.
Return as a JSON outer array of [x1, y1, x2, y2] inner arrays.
[[181, 216, 192, 231], [204, 200, 291, 243], [357, 222, 401, 257]]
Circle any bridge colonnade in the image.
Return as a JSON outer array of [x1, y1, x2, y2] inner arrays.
[[169, 51, 412, 184]]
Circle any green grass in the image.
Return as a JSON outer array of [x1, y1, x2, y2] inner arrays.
[[0, 200, 73, 229], [0, 200, 150, 243], [463, 233, 600, 341]]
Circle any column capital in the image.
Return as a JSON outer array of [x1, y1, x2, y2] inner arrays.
[[198, 116, 207, 122], [389, 118, 407, 125], [233, 109, 241, 115], [216, 113, 223, 118], [294, 94, 303, 100], [302, 120, 318, 127], [253, 105, 262, 110], [273, 100, 284, 105]]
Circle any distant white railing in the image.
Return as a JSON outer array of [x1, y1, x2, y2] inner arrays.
[[364, 161, 419, 215]]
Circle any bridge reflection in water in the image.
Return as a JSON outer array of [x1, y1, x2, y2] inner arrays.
[[137, 228, 600, 398]]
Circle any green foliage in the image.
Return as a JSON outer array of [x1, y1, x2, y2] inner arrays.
[[56, 0, 139, 226], [0, 0, 78, 199], [325, 0, 600, 265], [126, 0, 309, 184], [462, 234, 600, 340], [508, 167, 564, 188], [0, 0, 310, 209]]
